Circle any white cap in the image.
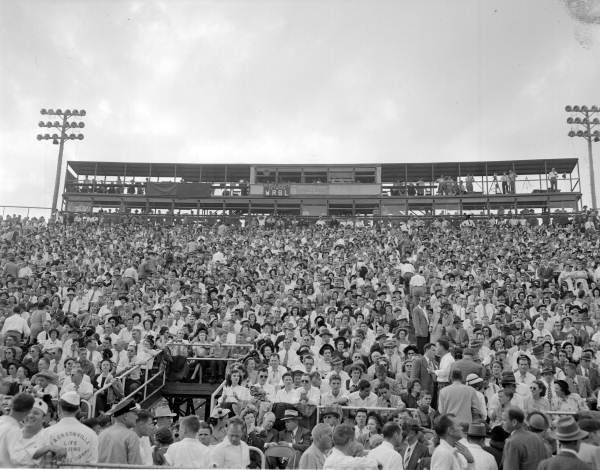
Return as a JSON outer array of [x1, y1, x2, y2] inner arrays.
[[60, 391, 80, 407], [33, 398, 49, 415]]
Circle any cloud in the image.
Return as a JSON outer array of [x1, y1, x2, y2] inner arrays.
[[0, 0, 599, 211]]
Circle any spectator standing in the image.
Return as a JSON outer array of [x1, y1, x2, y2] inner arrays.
[[0, 393, 35, 466], [401, 419, 430, 470], [44, 392, 99, 464], [211, 417, 250, 469], [430, 414, 474, 470], [165, 415, 211, 468], [438, 370, 482, 424], [501, 406, 550, 470], [98, 399, 142, 465], [298, 423, 333, 470], [464, 423, 498, 470], [538, 416, 592, 470], [323, 424, 378, 470], [549, 168, 559, 191], [368, 422, 404, 470]]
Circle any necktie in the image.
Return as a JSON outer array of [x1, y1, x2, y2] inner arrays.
[[67, 300, 72, 313], [404, 446, 412, 467], [88, 351, 92, 361], [547, 381, 553, 405], [283, 350, 289, 367]]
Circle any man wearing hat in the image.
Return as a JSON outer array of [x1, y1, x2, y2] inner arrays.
[[98, 398, 142, 465], [450, 348, 485, 380], [538, 416, 593, 470], [320, 406, 342, 429], [274, 409, 311, 465], [465, 423, 498, 470], [153, 404, 177, 430], [577, 350, 600, 391], [44, 391, 99, 464]]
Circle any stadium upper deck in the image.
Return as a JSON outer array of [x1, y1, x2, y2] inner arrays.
[[62, 159, 582, 216]]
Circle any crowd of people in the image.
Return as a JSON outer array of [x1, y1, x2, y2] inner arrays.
[[0, 210, 600, 469]]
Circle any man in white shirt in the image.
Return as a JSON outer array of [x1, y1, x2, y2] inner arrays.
[[165, 415, 210, 468], [430, 414, 474, 470], [464, 423, 498, 470], [368, 422, 404, 470], [211, 418, 250, 469], [434, 339, 455, 386], [273, 373, 300, 404], [324, 424, 377, 470], [348, 380, 378, 407], [117, 318, 135, 345], [62, 368, 95, 401], [1, 306, 31, 339]]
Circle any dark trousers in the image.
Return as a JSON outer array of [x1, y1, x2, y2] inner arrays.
[[416, 336, 430, 355]]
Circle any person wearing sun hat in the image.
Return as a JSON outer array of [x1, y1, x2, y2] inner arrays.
[[98, 398, 143, 465], [537, 416, 592, 470]]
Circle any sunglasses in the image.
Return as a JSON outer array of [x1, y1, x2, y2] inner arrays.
[[258, 375, 268, 378]]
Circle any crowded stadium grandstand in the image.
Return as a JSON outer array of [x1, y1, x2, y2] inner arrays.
[[0, 158, 599, 469]]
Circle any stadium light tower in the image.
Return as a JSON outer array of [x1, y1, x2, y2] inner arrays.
[[565, 105, 600, 210], [36, 108, 86, 218]]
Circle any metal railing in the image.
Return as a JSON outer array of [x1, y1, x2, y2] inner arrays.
[[0, 205, 52, 219], [166, 341, 254, 355], [88, 360, 165, 418], [89, 365, 142, 417], [210, 381, 226, 412]]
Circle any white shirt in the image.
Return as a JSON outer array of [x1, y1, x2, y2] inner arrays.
[[210, 436, 250, 469], [324, 447, 378, 470], [298, 386, 321, 405], [6, 428, 49, 466], [61, 380, 95, 400], [430, 439, 469, 470], [273, 387, 300, 404], [435, 352, 455, 383], [368, 440, 404, 470], [465, 442, 497, 470], [348, 391, 378, 407], [165, 437, 211, 468], [139, 436, 153, 466], [0, 416, 22, 466], [1, 313, 30, 336], [44, 416, 99, 464]]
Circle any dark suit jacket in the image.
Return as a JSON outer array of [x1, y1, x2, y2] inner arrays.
[[411, 305, 429, 337], [411, 356, 435, 394], [450, 358, 485, 380], [402, 441, 429, 470], [566, 375, 592, 398], [503, 427, 551, 470], [577, 366, 600, 391], [537, 451, 593, 470], [278, 426, 311, 453]]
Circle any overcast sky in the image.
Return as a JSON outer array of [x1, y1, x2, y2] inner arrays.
[[1, 0, 600, 213]]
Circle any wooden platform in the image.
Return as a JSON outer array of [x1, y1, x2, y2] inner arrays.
[[162, 382, 221, 420]]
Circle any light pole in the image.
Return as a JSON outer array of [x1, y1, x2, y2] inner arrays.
[[37, 108, 86, 218], [565, 105, 600, 210]]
